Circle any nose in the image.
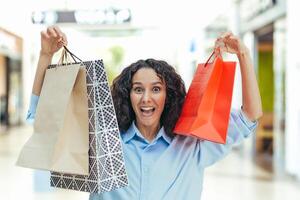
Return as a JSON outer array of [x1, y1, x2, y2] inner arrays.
[[141, 90, 151, 103]]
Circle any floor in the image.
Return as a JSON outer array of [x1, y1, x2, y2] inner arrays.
[[1, 125, 300, 200]]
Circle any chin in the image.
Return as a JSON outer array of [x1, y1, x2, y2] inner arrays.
[[137, 118, 159, 128]]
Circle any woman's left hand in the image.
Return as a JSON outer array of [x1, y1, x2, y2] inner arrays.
[[214, 32, 248, 55], [214, 32, 263, 121]]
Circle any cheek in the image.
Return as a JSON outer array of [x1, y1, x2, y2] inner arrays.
[[156, 94, 167, 109], [130, 93, 139, 109]]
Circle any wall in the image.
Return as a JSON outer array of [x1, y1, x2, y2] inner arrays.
[[285, 0, 300, 180]]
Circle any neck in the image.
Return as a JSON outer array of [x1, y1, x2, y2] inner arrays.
[[135, 121, 160, 142]]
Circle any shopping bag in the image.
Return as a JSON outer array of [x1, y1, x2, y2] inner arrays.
[[49, 47, 129, 193], [16, 59, 89, 175], [174, 52, 236, 144]]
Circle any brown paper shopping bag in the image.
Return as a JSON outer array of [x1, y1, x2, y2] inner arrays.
[[48, 47, 129, 193], [16, 63, 89, 175]]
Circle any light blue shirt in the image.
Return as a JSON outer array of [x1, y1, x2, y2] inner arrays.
[[27, 94, 257, 200]]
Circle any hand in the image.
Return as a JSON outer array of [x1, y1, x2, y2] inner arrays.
[[215, 32, 263, 121], [214, 32, 248, 56], [40, 26, 67, 57]]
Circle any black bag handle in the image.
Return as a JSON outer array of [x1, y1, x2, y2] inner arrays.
[[63, 46, 83, 63]]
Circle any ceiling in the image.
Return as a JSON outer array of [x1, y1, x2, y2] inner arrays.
[[0, 0, 232, 37]]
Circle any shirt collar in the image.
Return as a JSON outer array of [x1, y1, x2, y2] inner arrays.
[[122, 123, 136, 143], [122, 121, 172, 145]]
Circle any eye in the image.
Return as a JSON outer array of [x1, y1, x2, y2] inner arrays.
[[133, 87, 143, 94], [153, 86, 161, 93]]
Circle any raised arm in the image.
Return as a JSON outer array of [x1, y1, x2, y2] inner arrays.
[[27, 26, 67, 123], [196, 32, 262, 168], [215, 32, 263, 121], [32, 26, 67, 96]]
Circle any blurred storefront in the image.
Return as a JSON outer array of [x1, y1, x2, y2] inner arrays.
[[218, 0, 300, 181], [0, 28, 23, 131], [202, 0, 293, 177], [238, 0, 287, 175]]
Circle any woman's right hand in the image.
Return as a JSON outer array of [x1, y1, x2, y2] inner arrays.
[[40, 26, 67, 57], [32, 26, 68, 95]]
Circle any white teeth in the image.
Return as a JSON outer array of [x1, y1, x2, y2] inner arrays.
[[141, 107, 154, 111], [140, 107, 155, 117]]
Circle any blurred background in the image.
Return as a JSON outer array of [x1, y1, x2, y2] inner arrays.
[[1, 0, 300, 199]]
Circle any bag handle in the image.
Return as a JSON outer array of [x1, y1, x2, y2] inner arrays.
[[204, 50, 222, 67], [57, 46, 83, 67], [57, 48, 68, 65], [63, 46, 83, 62]]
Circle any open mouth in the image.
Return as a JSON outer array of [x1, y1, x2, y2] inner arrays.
[[140, 107, 155, 117]]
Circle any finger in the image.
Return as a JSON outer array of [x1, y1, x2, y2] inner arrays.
[[214, 43, 223, 55], [215, 39, 224, 51], [215, 37, 230, 52], [229, 35, 240, 42], [214, 46, 226, 55], [216, 34, 228, 44], [53, 26, 67, 43], [57, 37, 67, 47], [215, 45, 227, 54], [219, 31, 233, 40], [224, 35, 240, 46], [57, 41, 64, 49], [61, 32, 68, 45], [41, 31, 50, 39], [52, 26, 63, 38], [225, 31, 233, 38], [220, 45, 228, 52], [214, 40, 225, 49], [214, 47, 221, 55], [57, 40, 67, 47], [47, 26, 58, 38], [53, 26, 68, 45]]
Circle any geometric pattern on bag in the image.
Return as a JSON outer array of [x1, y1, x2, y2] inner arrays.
[[49, 60, 129, 193]]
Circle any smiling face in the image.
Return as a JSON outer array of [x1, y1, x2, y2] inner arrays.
[[130, 67, 166, 131]]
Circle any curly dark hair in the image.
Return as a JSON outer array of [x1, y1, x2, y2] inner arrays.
[[111, 58, 186, 138]]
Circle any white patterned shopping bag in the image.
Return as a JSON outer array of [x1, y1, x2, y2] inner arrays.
[[49, 47, 128, 193]]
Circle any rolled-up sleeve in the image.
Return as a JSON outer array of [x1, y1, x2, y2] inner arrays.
[[197, 109, 258, 168], [26, 94, 40, 124]]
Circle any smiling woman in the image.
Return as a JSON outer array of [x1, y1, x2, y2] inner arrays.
[[130, 68, 167, 141], [27, 26, 262, 200], [111, 59, 186, 141]]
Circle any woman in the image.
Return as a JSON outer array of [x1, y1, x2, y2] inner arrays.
[[27, 26, 262, 200]]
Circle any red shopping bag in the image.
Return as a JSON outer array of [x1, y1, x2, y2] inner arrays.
[[174, 52, 236, 144]]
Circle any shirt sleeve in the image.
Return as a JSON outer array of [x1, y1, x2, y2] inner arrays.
[[25, 94, 40, 124], [197, 109, 258, 168]]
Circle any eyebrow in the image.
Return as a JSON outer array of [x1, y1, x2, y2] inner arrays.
[[132, 81, 163, 85]]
